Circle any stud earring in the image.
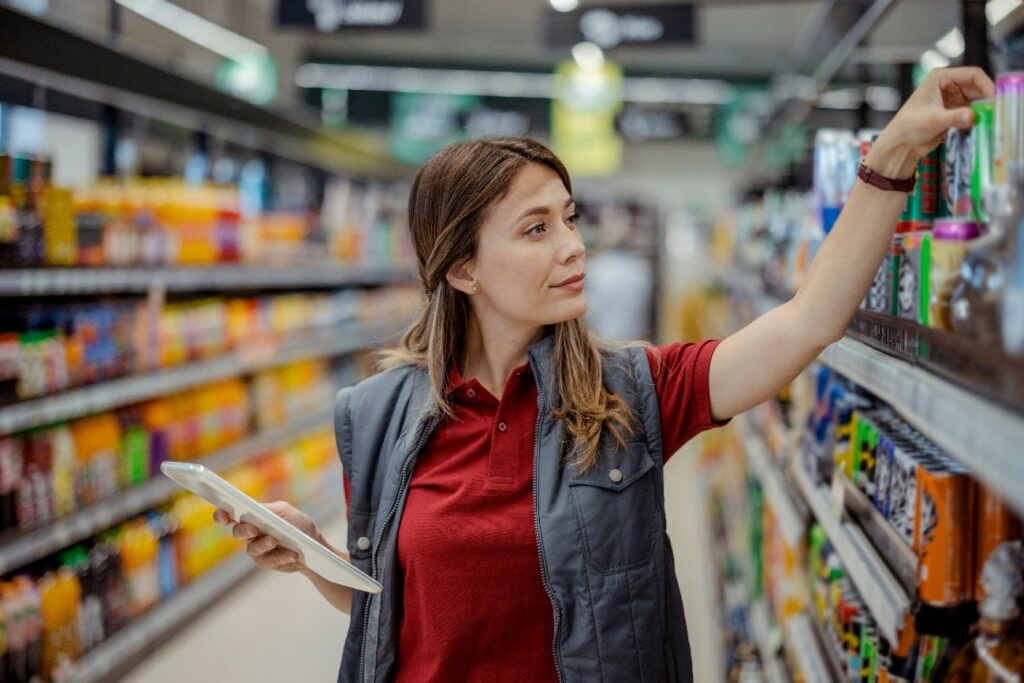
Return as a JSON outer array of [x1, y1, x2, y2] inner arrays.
[[472, 284, 480, 293]]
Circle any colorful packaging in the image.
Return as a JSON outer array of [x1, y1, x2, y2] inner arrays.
[[896, 231, 932, 325], [914, 462, 975, 607], [929, 220, 982, 331], [971, 99, 995, 223], [901, 150, 940, 224], [994, 72, 1024, 185]]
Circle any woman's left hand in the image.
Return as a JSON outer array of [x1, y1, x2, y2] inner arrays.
[[866, 66, 996, 180]]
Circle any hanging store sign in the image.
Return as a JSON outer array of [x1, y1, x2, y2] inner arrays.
[[551, 60, 623, 177], [545, 3, 696, 50], [277, 0, 426, 31]]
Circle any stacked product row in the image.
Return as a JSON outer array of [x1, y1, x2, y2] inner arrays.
[[0, 357, 351, 536], [0, 286, 418, 405], [0, 153, 414, 268], [0, 427, 339, 683]]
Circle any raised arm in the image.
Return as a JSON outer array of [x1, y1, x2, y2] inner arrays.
[[707, 67, 995, 422]]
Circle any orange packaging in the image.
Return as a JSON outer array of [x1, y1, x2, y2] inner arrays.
[[914, 462, 975, 606], [974, 485, 1022, 600], [71, 413, 122, 506]]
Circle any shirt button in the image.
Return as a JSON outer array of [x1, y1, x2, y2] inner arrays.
[[466, 388, 476, 398], [609, 469, 623, 483], [356, 536, 371, 551], [498, 422, 507, 433]]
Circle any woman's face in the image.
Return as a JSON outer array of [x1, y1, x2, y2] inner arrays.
[[456, 162, 587, 328]]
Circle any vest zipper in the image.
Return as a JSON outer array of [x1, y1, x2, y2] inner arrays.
[[359, 416, 437, 683], [530, 368, 566, 682]]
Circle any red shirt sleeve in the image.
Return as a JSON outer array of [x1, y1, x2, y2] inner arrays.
[[342, 471, 351, 520], [645, 340, 729, 464]]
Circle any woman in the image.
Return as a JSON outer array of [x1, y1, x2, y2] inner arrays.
[[216, 67, 995, 682]]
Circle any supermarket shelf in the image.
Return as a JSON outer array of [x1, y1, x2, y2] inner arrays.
[[807, 610, 846, 683], [0, 264, 417, 296], [789, 458, 911, 644], [819, 336, 1024, 518], [69, 477, 343, 683], [0, 6, 400, 177], [0, 408, 332, 575], [749, 600, 789, 683], [839, 476, 917, 595], [784, 614, 837, 683], [743, 433, 807, 550], [0, 318, 404, 434]]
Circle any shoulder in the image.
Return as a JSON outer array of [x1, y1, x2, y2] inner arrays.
[[335, 363, 423, 418], [599, 343, 655, 392]]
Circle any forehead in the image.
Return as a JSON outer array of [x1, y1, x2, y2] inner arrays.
[[497, 163, 571, 212]]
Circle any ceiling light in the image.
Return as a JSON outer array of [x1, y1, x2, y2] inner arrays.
[[920, 49, 952, 73], [987, 0, 1022, 25], [295, 63, 735, 105], [935, 28, 965, 58], [571, 42, 605, 71], [115, 0, 267, 62], [550, 0, 579, 12]]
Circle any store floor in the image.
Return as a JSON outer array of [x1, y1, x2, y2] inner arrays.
[[125, 448, 719, 682]]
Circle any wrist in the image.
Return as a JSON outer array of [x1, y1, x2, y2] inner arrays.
[[864, 137, 918, 180]]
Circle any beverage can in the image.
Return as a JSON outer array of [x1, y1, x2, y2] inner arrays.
[[995, 72, 1024, 185], [897, 231, 933, 325], [943, 127, 973, 217], [971, 99, 994, 222], [915, 462, 975, 606], [929, 220, 982, 330], [901, 150, 940, 223]]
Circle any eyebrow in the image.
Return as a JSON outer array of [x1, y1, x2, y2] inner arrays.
[[514, 197, 575, 224]]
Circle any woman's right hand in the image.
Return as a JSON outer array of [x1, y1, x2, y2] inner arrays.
[[213, 501, 318, 574]]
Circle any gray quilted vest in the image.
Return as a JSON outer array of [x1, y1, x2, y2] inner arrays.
[[333, 335, 693, 682]]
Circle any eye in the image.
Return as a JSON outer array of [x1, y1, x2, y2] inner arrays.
[[565, 212, 580, 228], [525, 222, 547, 237]]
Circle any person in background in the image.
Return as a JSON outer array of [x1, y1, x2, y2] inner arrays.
[[583, 203, 656, 341], [216, 67, 995, 683]]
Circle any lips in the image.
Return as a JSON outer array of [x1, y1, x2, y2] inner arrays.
[[552, 273, 585, 287]]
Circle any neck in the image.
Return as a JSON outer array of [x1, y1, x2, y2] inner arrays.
[[461, 311, 545, 397]]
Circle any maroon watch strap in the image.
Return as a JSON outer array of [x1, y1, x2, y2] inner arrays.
[[857, 160, 917, 193]]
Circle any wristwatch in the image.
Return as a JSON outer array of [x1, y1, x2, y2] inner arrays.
[[857, 159, 918, 193]]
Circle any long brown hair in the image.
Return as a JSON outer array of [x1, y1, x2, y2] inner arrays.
[[378, 138, 635, 472]]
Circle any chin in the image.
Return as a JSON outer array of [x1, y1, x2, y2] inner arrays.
[[547, 298, 588, 324]]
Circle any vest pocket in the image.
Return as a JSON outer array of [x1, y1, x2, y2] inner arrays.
[[569, 442, 657, 573]]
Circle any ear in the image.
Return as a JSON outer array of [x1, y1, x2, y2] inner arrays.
[[446, 261, 477, 295]]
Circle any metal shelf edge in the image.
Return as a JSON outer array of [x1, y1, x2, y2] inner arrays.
[[789, 460, 910, 644], [69, 479, 344, 683], [743, 433, 807, 550], [0, 319, 403, 434], [818, 336, 1024, 519]]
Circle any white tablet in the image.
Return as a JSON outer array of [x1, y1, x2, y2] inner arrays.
[[161, 461, 382, 594]]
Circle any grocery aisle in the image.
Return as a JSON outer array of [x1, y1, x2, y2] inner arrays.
[[121, 516, 351, 683]]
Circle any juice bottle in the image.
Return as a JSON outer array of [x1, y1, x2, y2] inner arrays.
[[118, 407, 151, 488], [71, 413, 122, 506], [0, 435, 24, 533], [50, 424, 77, 518], [142, 397, 172, 475]]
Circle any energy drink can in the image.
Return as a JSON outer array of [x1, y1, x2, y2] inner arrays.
[[860, 623, 879, 683], [888, 439, 927, 546], [995, 72, 1024, 185], [897, 231, 933, 325], [873, 432, 894, 515], [971, 99, 994, 222], [901, 150, 940, 223], [943, 127, 973, 217], [915, 462, 975, 606], [975, 486, 1022, 600], [853, 411, 881, 498]]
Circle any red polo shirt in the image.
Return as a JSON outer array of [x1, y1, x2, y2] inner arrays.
[[345, 340, 723, 682]]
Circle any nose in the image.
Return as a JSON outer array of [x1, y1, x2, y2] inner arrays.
[[558, 221, 585, 264]]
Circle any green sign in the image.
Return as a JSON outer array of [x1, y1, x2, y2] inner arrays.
[[390, 92, 479, 165]]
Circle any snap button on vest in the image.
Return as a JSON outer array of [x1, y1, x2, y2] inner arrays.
[[609, 468, 623, 483], [357, 536, 371, 551]]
